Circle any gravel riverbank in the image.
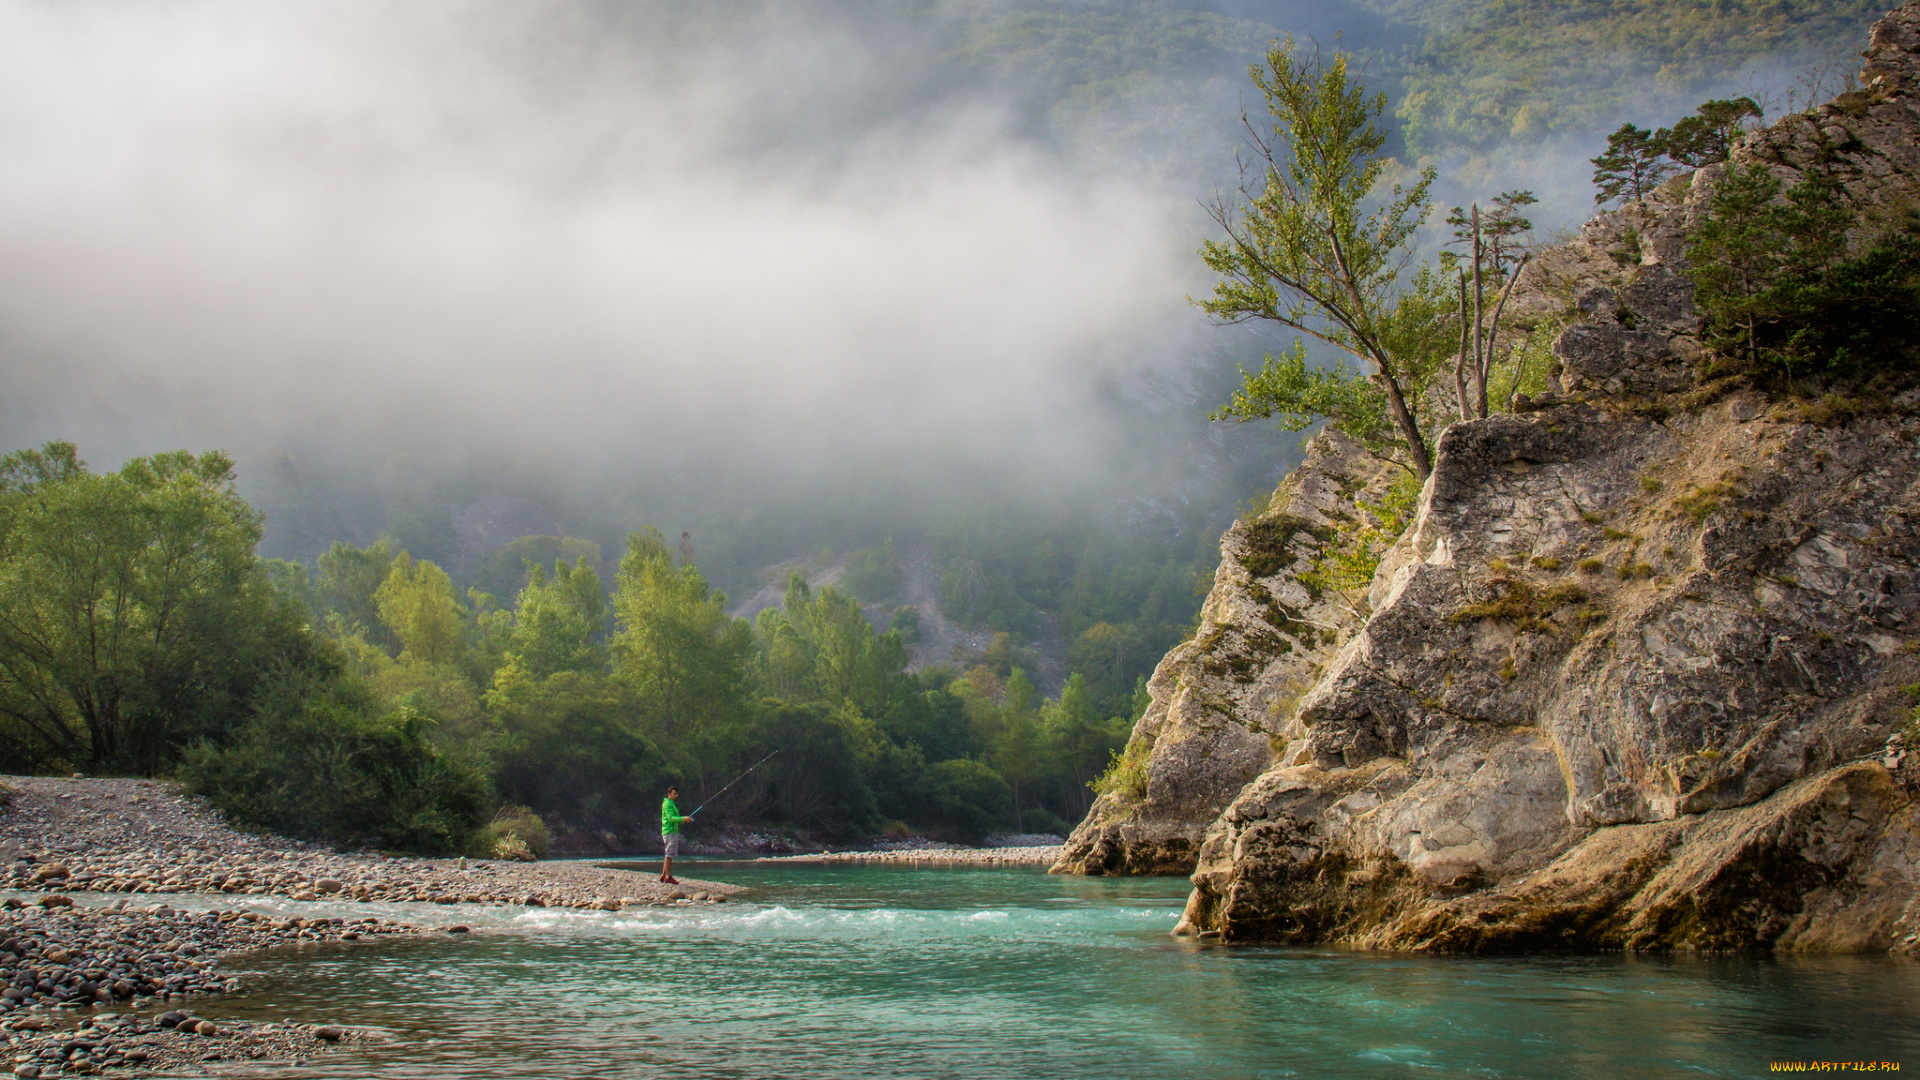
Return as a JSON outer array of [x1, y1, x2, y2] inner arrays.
[[0, 775, 742, 1073], [0, 900, 404, 1075], [761, 845, 1064, 866], [0, 777, 737, 910]]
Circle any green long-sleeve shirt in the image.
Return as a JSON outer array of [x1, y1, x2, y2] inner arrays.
[[661, 797, 692, 836]]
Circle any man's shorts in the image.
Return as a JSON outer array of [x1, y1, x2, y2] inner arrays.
[[662, 834, 681, 857]]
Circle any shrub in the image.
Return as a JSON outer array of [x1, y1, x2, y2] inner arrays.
[[1091, 739, 1151, 802], [1674, 481, 1738, 523], [1450, 576, 1590, 632], [921, 758, 1012, 844], [179, 676, 490, 855], [467, 805, 551, 861]]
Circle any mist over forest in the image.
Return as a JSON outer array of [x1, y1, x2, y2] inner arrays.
[[0, 0, 1886, 846]]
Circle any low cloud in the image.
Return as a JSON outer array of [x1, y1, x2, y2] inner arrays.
[[0, 0, 1207, 493]]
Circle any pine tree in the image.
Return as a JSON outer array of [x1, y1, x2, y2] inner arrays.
[[1659, 97, 1763, 169], [1591, 124, 1675, 206]]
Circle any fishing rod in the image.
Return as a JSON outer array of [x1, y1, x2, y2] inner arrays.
[[689, 749, 780, 817]]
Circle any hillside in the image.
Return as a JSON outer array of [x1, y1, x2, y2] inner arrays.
[[1332, 0, 1879, 155]]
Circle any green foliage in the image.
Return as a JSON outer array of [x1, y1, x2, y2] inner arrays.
[[1302, 531, 1387, 598], [0, 441, 322, 773], [466, 805, 552, 862], [1197, 36, 1440, 476], [1040, 673, 1130, 805], [0, 439, 1174, 846], [1376, 471, 1425, 534], [747, 700, 879, 833], [502, 558, 609, 681], [467, 535, 603, 607], [180, 674, 490, 854], [374, 553, 468, 668], [1066, 622, 1143, 701], [1091, 738, 1151, 803], [1591, 124, 1676, 207], [1674, 482, 1739, 524], [929, 509, 1203, 718], [315, 539, 397, 646], [753, 576, 909, 716], [1212, 342, 1394, 456], [1446, 190, 1536, 277], [1593, 98, 1762, 207], [918, 758, 1012, 844], [1450, 574, 1590, 633], [1687, 163, 1920, 378], [486, 664, 664, 831], [613, 527, 753, 751], [886, 605, 922, 644], [1661, 97, 1763, 168], [1390, 0, 1881, 155]]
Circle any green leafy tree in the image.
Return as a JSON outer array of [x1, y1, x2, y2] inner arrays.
[[1591, 123, 1676, 206], [751, 575, 909, 717], [503, 557, 609, 680], [1066, 621, 1141, 702], [485, 664, 664, 831], [374, 553, 468, 668], [467, 535, 603, 606], [612, 527, 752, 754], [747, 700, 878, 832], [919, 758, 1011, 844], [0, 442, 316, 772], [1040, 673, 1127, 818], [316, 539, 397, 647], [1447, 190, 1536, 276], [991, 668, 1043, 830], [1197, 36, 1443, 478], [840, 542, 905, 603]]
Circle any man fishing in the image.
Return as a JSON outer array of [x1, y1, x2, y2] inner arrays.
[[659, 786, 693, 884], [655, 752, 778, 885]]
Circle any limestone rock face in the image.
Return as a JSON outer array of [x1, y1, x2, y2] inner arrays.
[[1073, 2, 1920, 951], [1051, 430, 1392, 875]]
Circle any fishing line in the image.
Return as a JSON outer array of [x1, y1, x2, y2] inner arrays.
[[690, 749, 781, 817]]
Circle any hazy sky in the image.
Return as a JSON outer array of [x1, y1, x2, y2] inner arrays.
[[0, 0, 1227, 498], [0, 0, 1859, 558]]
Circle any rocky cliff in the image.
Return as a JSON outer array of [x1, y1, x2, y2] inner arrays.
[[1054, 432, 1394, 875], [1057, 1, 1920, 952]]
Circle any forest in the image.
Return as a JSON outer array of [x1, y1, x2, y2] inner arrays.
[[0, 441, 1138, 854]]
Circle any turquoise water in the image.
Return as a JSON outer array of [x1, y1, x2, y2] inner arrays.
[[193, 861, 1918, 1079]]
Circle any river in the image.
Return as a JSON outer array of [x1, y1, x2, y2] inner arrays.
[[189, 860, 1916, 1078]]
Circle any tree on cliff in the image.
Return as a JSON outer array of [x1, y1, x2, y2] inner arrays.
[[1196, 36, 1448, 479], [1590, 123, 1675, 206], [1688, 161, 1920, 376]]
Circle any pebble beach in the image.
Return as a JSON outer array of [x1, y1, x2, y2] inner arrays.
[[0, 775, 740, 1074]]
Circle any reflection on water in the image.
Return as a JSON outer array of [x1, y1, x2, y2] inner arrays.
[[182, 861, 1918, 1079]]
